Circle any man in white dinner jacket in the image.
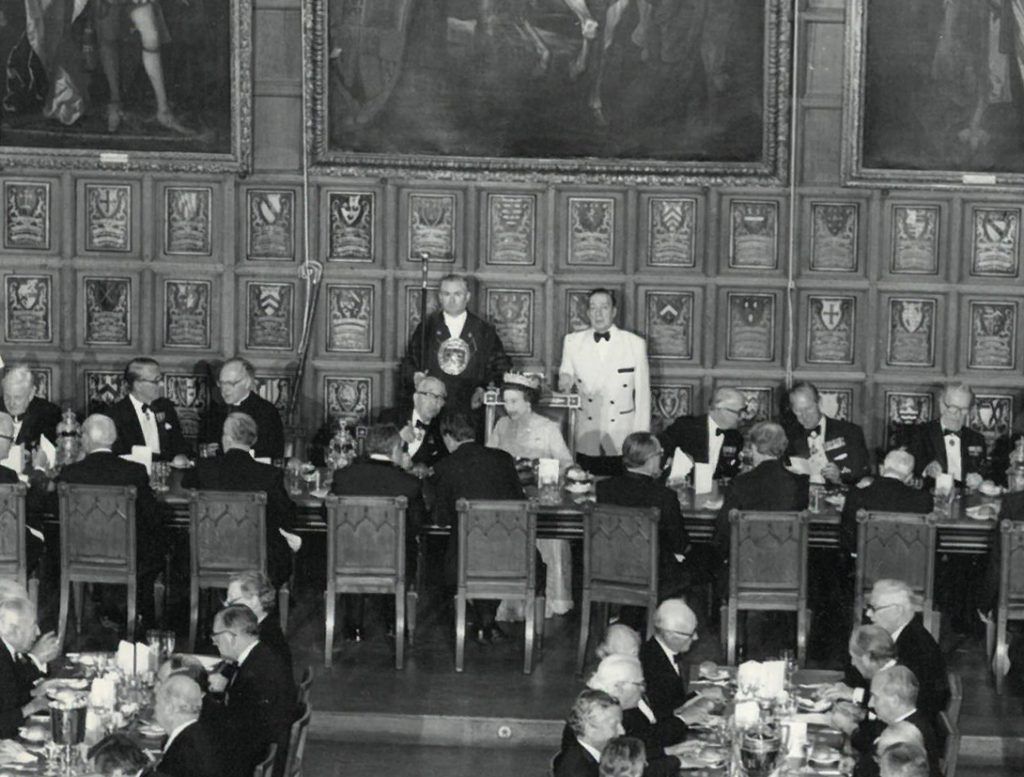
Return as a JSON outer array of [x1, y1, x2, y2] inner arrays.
[[558, 288, 650, 475]]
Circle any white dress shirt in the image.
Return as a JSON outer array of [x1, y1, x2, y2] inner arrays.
[[708, 415, 725, 469], [443, 311, 467, 340], [944, 430, 963, 481], [129, 393, 161, 454]]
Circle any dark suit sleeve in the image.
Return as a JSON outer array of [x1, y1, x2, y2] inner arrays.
[[840, 488, 863, 558], [159, 401, 191, 458], [0, 661, 25, 738], [642, 756, 682, 777], [267, 469, 295, 533], [834, 422, 870, 484], [260, 406, 285, 461], [908, 425, 934, 478], [660, 488, 689, 557], [431, 467, 457, 528], [38, 401, 61, 445], [198, 404, 226, 448]]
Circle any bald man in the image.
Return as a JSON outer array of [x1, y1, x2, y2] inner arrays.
[[152, 674, 226, 777], [640, 599, 701, 719], [657, 388, 746, 481], [57, 414, 163, 628]]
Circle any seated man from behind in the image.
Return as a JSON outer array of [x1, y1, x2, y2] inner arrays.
[[58, 414, 163, 629], [0, 598, 59, 737], [878, 741, 930, 777], [152, 674, 226, 777], [182, 412, 298, 587], [554, 689, 624, 777], [226, 570, 291, 672], [714, 421, 808, 558], [88, 732, 150, 777], [206, 605, 295, 777], [331, 423, 426, 642], [596, 432, 691, 603], [0, 365, 60, 449], [840, 450, 932, 561]]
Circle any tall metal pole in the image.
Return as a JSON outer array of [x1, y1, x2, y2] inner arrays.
[[419, 252, 430, 374]]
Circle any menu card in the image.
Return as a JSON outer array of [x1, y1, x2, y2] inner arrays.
[[667, 449, 694, 487]]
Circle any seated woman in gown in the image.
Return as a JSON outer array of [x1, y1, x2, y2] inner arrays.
[[488, 371, 574, 619]]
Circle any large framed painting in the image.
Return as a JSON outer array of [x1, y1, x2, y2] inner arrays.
[[845, 0, 1024, 187], [0, 0, 252, 173], [308, 0, 792, 184]]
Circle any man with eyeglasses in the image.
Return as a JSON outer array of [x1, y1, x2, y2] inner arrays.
[[596, 433, 690, 606], [784, 381, 869, 486], [657, 387, 746, 481], [199, 358, 284, 461], [379, 374, 449, 472], [103, 358, 189, 464], [206, 605, 295, 777], [639, 599, 709, 720], [0, 364, 60, 450], [905, 384, 986, 488]]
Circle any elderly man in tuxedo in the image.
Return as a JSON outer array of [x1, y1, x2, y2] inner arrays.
[[558, 288, 650, 476], [206, 605, 295, 777], [640, 599, 705, 720], [0, 597, 60, 738], [199, 358, 284, 461], [152, 674, 226, 777], [658, 387, 746, 480], [908, 383, 987, 487], [104, 358, 190, 464], [225, 570, 290, 671], [378, 374, 449, 473], [58, 414, 163, 629], [785, 381, 869, 486], [0, 364, 60, 449], [823, 625, 897, 708], [183, 413, 298, 587], [553, 689, 624, 777]]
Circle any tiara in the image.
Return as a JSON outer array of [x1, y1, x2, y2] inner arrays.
[[502, 371, 541, 390]]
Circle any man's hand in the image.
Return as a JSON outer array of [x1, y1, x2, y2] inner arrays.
[[829, 707, 859, 735], [557, 373, 575, 393], [31, 448, 50, 473], [171, 454, 190, 468], [408, 463, 431, 479], [399, 424, 419, 446], [30, 632, 60, 664], [965, 472, 983, 490], [820, 682, 855, 702], [207, 672, 228, 693], [470, 387, 485, 410], [22, 696, 49, 717], [923, 461, 943, 480], [821, 462, 842, 484], [412, 372, 426, 390]]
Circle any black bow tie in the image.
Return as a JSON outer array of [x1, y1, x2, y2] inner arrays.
[[141, 404, 151, 414], [715, 428, 724, 437], [415, 419, 428, 430], [10, 414, 22, 423], [943, 428, 960, 438], [807, 429, 819, 439], [593, 331, 610, 343]]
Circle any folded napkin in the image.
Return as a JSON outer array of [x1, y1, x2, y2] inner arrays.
[[736, 659, 786, 698], [117, 640, 153, 676], [667, 449, 694, 487]]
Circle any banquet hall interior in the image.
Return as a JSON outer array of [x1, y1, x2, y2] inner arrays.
[[2, 0, 1024, 775]]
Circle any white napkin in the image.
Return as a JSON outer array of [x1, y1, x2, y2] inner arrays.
[[935, 473, 954, 496], [667, 448, 694, 487], [736, 659, 786, 698], [784, 720, 807, 757], [89, 675, 117, 709], [120, 446, 153, 476], [116, 640, 152, 676], [694, 463, 714, 494], [537, 458, 560, 486], [734, 699, 760, 728], [279, 528, 302, 552], [38, 435, 56, 468], [1, 444, 23, 474], [786, 457, 811, 476]]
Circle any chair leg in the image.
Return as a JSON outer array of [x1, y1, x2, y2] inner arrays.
[[73, 582, 84, 634], [406, 590, 418, 648], [324, 584, 336, 669], [727, 602, 738, 666], [796, 607, 808, 666], [535, 597, 546, 652], [278, 583, 290, 632], [576, 591, 592, 676], [57, 578, 70, 646], [395, 583, 406, 671], [719, 603, 728, 655], [187, 578, 200, 653], [126, 576, 137, 642], [524, 593, 535, 675], [153, 573, 165, 629], [995, 614, 1010, 695], [455, 591, 467, 673]]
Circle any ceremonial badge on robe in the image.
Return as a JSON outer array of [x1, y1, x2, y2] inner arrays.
[[408, 193, 455, 261], [328, 192, 374, 262], [84, 277, 131, 346], [247, 189, 295, 261], [85, 370, 127, 414], [4, 274, 51, 343], [84, 183, 131, 253], [806, 296, 855, 364], [971, 208, 1020, 277], [163, 374, 210, 441], [4, 180, 50, 250], [645, 290, 694, 360], [729, 200, 778, 270], [164, 280, 211, 349], [809, 202, 857, 272], [726, 293, 775, 361], [326, 284, 374, 353], [968, 300, 1017, 370], [165, 187, 212, 256], [891, 205, 939, 274], [486, 194, 536, 266], [246, 281, 294, 351], [886, 298, 935, 367], [438, 337, 471, 376], [568, 197, 615, 266], [323, 376, 372, 424], [647, 197, 696, 268], [486, 288, 533, 356]]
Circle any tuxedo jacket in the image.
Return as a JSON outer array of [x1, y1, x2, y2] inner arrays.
[[200, 392, 285, 461], [596, 471, 689, 598], [714, 459, 809, 556], [840, 476, 933, 557], [785, 415, 870, 485], [0, 644, 42, 738], [258, 613, 292, 676], [851, 710, 942, 777], [206, 641, 296, 777], [622, 705, 688, 759], [657, 414, 743, 480], [331, 457, 426, 541], [104, 396, 190, 460], [377, 406, 448, 468], [552, 738, 599, 777], [0, 396, 60, 447], [639, 636, 693, 721], [57, 451, 163, 571], [400, 311, 511, 413], [157, 719, 227, 777], [182, 450, 295, 586], [908, 420, 988, 482], [558, 326, 650, 457]]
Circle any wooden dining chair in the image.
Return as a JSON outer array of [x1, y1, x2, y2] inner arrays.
[[724, 510, 810, 666], [57, 483, 138, 641], [454, 499, 539, 674], [0, 483, 35, 603], [323, 495, 416, 669], [253, 743, 277, 777], [576, 503, 659, 674], [854, 510, 939, 637], [296, 666, 313, 707], [939, 670, 963, 777], [283, 701, 312, 777], [187, 490, 268, 651], [993, 520, 1024, 694]]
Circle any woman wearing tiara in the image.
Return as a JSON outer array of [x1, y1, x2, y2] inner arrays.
[[489, 371, 574, 619]]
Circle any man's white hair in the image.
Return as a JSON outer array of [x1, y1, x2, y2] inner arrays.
[[872, 579, 916, 608], [586, 654, 642, 695], [1, 365, 33, 393], [881, 450, 915, 480]]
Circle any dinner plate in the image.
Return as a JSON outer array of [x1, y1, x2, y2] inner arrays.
[[809, 748, 842, 765], [699, 669, 730, 682], [137, 723, 166, 738], [797, 696, 832, 713], [17, 727, 46, 744], [187, 654, 222, 671], [49, 678, 89, 690], [966, 505, 999, 521]]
